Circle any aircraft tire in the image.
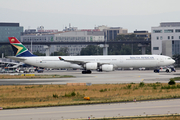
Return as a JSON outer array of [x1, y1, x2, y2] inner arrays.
[[154, 69, 159, 73], [87, 70, 91, 74], [82, 70, 92, 74]]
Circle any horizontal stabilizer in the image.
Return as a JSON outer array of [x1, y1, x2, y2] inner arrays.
[[6, 56, 26, 61]]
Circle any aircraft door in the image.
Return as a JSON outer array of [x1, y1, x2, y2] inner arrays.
[[36, 58, 41, 63], [36, 58, 45, 63], [157, 57, 164, 66], [160, 57, 164, 62], [120, 57, 123, 63], [160, 57, 165, 66], [119, 57, 124, 66]]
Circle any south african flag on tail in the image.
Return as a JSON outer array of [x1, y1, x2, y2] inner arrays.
[[8, 37, 36, 57]]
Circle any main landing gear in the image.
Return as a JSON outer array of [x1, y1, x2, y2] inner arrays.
[[97, 69, 102, 72], [82, 70, 92, 74]]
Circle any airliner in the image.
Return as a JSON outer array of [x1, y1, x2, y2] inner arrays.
[[7, 37, 175, 74]]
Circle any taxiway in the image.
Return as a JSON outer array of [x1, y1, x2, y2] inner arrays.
[[0, 70, 179, 85], [0, 99, 180, 120]]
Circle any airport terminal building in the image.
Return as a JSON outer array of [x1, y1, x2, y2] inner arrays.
[[0, 23, 23, 42], [95, 25, 128, 41], [151, 22, 180, 57], [21, 25, 129, 56], [21, 31, 105, 56]]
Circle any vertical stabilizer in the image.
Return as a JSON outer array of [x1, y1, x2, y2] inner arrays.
[[8, 37, 36, 57]]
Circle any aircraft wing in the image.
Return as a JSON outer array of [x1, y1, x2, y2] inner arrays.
[[6, 56, 26, 61], [58, 57, 110, 66], [59, 57, 87, 65]]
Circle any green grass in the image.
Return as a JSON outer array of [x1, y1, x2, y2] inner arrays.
[[0, 74, 74, 79], [170, 77, 180, 81], [1, 82, 180, 109]]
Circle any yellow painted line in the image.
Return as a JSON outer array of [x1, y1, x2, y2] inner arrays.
[[1, 104, 180, 117]]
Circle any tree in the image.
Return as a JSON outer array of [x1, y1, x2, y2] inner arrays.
[[108, 44, 133, 55], [80, 45, 103, 55], [33, 50, 45, 56], [116, 34, 144, 41], [108, 34, 151, 55], [51, 47, 69, 56], [0, 45, 14, 57], [173, 54, 180, 67]]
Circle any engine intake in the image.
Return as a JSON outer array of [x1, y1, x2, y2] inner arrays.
[[101, 64, 114, 71], [85, 63, 98, 70]]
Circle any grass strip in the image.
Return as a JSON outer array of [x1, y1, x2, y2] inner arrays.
[[0, 74, 74, 79], [1, 82, 180, 109], [78, 114, 180, 120], [170, 77, 180, 81]]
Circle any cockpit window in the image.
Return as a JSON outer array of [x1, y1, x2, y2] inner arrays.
[[168, 58, 171, 60]]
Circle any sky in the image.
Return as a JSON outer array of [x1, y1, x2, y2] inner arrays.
[[0, 0, 180, 32]]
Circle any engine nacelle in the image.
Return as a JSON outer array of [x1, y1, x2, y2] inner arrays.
[[85, 63, 98, 70], [101, 64, 114, 71]]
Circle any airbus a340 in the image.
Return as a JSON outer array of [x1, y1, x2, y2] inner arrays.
[[7, 37, 175, 74]]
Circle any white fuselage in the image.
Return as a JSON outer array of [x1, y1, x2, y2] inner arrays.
[[16, 55, 175, 69]]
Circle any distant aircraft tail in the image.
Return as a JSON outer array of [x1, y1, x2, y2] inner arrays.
[[8, 37, 36, 57]]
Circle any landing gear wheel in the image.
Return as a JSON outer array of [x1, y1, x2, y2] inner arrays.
[[154, 69, 159, 73], [98, 69, 102, 72], [87, 70, 91, 74], [82, 70, 92, 74]]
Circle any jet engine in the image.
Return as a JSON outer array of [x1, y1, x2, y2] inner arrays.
[[85, 63, 98, 70], [101, 64, 114, 71]]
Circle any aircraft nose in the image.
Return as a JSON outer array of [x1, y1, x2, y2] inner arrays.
[[172, 59, 175, 64]]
